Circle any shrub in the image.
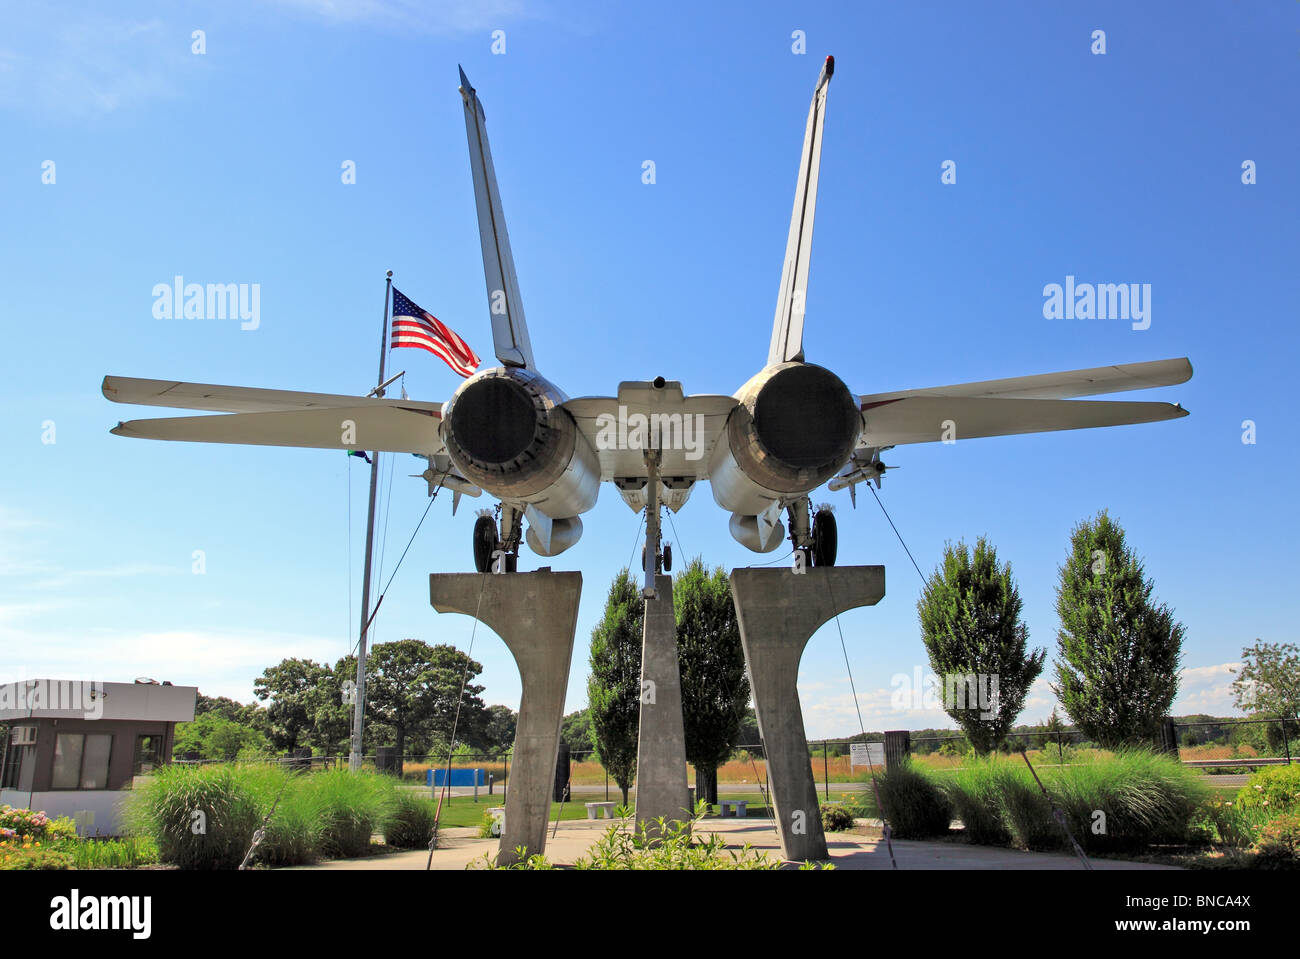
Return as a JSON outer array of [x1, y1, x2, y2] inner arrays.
[[875, 764, 952, 839], [69, 837, 160, 870], [473, 808, 819, 870], [993, 768, 1061, 851], [942, 759, 1014, 846], [821, 804, 855, 832], [240, 765, 321, 867], [125, 763, 263, 869], [311, 769, 396, 858], [385, 791, 438, 849], [477, 808, 503, 839], [0, 805, 52, 839], [1252, 811, 1300, 869], [1190, 798, 1277, 849], [1236, 764, 1300, 813], [0, 845, 75, 870], [1047, 749, 1208, 852]]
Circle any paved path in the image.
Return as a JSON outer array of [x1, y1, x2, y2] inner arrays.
[[286, 818, 1177, 871]]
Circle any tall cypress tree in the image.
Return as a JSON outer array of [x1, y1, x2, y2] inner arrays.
[[1053, 511, 1184, 747], [586, 569, 643, 805], [917, 537, 1045, 754], [675, 558, 750, 806]]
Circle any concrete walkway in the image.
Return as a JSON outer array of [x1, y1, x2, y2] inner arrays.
[[285, 818, 1178, 871]]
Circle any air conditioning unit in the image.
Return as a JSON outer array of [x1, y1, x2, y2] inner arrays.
[[10, 726, 37, 746]]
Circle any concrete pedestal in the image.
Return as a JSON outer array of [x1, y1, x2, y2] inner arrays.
[[729, 565, 885, 862], [635, 574, 691, 831], [429, 568, 582, 866]]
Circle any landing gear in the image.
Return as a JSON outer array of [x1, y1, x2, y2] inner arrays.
[[472, 514, 497, 573], [811, 507, 837, 567], [787, 497, 838, 568], [643, 541, 673, 572], [473, 505, 521, 573]]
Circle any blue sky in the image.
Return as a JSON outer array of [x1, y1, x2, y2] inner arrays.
[[3, 0, 1297, 738]]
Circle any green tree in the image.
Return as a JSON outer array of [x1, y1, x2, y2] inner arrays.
[[735, 706, 760, 750], [253, 658, 334, 752], [675, 558, 749, 805], [173, 713, 270, 760], [587, 569, 643, 806], [917, 538, 1045, 754], [1052, 511, 1185, 747], [309, 656, 357, 755], [366, 639, 491, 760], [1231, 640, 1300, 724], [559, 709, 592, 757], [484, 705, 519, 756], [194, 694, 246, 723]]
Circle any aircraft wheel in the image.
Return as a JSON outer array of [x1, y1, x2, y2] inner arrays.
[[505, 552, 518, 573], [473, 515, 498, 573], [663, 543, 672, 572], [811, 508, 837, 567]]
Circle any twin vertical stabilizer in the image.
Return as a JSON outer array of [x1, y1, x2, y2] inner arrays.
[[768, 55, 834, 367], [459, 66, 536, 370]]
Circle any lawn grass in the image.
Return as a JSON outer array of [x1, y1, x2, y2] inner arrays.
[[422, 796, 592, 829]]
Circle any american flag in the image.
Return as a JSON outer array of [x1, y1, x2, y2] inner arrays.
[[390, 288, 481, 378]]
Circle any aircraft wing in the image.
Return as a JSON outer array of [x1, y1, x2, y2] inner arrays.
[[103, 375, 443, 415], [111, 405, 445, 455], [858, 357, 1192, 404], [858, 395, 1188, 447]]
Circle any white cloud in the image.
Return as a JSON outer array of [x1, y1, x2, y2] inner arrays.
[[797, 664, 1247, 738], [0, 627, 341, 703], [0, 12, 185, 117]]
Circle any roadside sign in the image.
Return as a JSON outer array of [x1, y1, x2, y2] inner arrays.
[[850, 742, 884, 768]]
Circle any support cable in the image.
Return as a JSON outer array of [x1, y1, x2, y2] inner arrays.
[[823, 573, 897, 869]]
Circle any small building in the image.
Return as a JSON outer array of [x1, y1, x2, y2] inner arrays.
[[0, 678, 197, 836]]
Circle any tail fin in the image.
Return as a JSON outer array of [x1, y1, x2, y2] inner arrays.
[[768, 55, 834, 367], [459, 66, 535, 369]]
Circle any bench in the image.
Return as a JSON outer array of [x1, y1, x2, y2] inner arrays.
[[718, 799, 748, 818], [585, 801, 618, 820]]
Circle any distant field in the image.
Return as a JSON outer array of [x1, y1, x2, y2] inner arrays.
[[399, 744, 1270, 791]]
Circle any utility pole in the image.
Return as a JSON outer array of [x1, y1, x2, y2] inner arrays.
[[349, 271, 393, 772]]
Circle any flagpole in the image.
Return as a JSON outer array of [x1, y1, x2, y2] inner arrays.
[[349, 270, 393, 772]]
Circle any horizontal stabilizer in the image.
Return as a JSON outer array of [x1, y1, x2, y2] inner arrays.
[[860, 357, 1192, 405], [103, 375, 442, 416], [111, 405, 445, 455], [859, 396, 1188, 447]]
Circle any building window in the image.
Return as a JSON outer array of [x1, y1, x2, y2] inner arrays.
[[51, 733, 113, 790], [134, 735, 162, 776], [1, 745, 35, 789]]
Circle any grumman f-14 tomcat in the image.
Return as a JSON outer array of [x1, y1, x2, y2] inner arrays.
[[104, 58, 1191, 593]]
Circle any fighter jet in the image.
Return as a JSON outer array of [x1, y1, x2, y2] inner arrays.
[[103, 58, 1191, 591]]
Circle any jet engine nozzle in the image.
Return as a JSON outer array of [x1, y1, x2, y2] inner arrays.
[[709, 361, 861, 516], [441, 366, 599, 518]]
